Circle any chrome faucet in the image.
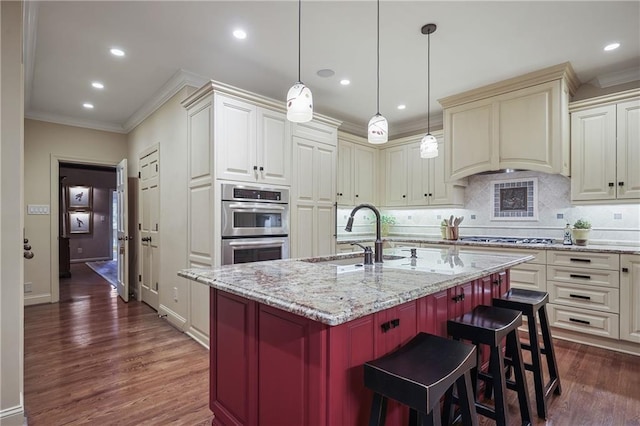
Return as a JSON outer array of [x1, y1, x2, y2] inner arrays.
[[345, 204, 383, 263]]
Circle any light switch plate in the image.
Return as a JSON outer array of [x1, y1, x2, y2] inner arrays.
[[28, 204, 50, 215]]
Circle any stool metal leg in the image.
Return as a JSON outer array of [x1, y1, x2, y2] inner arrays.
[[539, 305, 562, 397], [507, 330, 533, 425], [369, 392, 387, 426]]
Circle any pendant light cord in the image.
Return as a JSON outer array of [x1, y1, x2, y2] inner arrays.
[[427, 30, 430, 133], [376, 0, 380, 115], [298, 0, 301, 82]]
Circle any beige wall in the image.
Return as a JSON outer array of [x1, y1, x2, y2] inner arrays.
[[1, 1, 25, 423], [24, 119, 127, 305], [127, 86, 195, 329]]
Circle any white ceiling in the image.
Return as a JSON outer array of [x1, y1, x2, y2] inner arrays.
[[25, 1, 640, 136]]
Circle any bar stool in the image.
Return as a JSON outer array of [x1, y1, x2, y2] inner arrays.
[[445, 305, 532, 426], [493, 288, 562, 419], [364, 332, 478, 426]]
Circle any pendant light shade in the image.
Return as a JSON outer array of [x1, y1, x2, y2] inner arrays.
[[287, 0, 313, 123], [420, 23, 438, 159], [368, 0, 387, 144]]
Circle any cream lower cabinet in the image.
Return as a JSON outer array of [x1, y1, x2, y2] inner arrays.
[[214, 93, 291, 186], [570, 95, 640, 201], [620, 254, 640, 343], [381, 133, 465, 207], [291, 121, 338, 258], [337, 133, 376, 207]]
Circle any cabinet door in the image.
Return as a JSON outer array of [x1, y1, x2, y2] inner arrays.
[[354, 144, 376, 205], [571, 105, 617, 201], [257, 108, 291, 186], [616, 99, 640, 199], [498, 81, 563, 174], [430, 138, 464, 206], [407, 144, 430, 206], [215, 94, 257, 182], [620, 254, 640, 343], [445, 98, 495, 180], [337, 141, 354, 205], [383, 145, 408, 206]]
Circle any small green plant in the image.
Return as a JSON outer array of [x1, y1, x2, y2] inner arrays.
[[380, 215, 396, 225], [573, 219, 591, 229], [440, 219, 448, 227]]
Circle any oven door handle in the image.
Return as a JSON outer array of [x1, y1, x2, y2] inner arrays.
[[227, 239, 287, 248], [226, 203, 286, 211]]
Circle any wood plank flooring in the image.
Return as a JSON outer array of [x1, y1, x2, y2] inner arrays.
[[25, 264, 639, 425], [24, 264, 212, 425]]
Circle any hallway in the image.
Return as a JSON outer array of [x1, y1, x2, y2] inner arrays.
[[23, 264, 212, 425]]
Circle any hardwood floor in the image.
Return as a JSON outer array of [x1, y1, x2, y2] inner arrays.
[[24, 264, 212, 425], [25, 265, 639, 425]]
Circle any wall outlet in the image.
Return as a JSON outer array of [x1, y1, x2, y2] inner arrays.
[[173, 287, 178, 302], [27, 204, 50, 215], [24, 282, 32, 293], [77, 247, 83, 254]]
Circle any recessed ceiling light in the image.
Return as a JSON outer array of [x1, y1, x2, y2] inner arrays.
[[233, 29, 247, 40], [317, 69, 335, 78], [91, 81, 104, 89], [340, 79, 350, 86], [110, 48, 125, 57], [83, 103, 94, 109], [604, 42, 620, 51], [397, 104, 406, 110]]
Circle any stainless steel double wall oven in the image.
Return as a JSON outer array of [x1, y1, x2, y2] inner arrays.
[[221, 183, 289, 265]]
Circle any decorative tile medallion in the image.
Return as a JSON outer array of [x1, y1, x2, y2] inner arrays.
[[490, 177, 538, 221]]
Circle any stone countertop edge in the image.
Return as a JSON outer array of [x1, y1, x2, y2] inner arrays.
[[338, 236, 640, 255], [178, 252, 534, 327]]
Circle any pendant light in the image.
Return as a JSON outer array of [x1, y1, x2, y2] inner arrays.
[[368, 0, 388, 144], [420, 23, 438, 158], [286, 0, 313, 123]]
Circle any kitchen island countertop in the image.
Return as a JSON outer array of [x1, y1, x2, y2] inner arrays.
[[178, 247, 532, 326]]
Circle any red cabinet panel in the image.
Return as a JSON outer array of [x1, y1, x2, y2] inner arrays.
[[420, 289, 449, 336]]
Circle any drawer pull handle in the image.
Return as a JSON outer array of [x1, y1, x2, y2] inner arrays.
[[381, 322, 391, 333], [569, 294, 591, 300], [569, 318, 590, 326], [570, 258, 591, 263], [570, 274, 591, 280], [622, 267, 629, 273]]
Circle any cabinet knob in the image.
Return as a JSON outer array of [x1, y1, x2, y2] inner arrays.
[[253, 165, 258, 171], [622, 267, 629, 273], [608, 182, 614, 187], [259, 166, 264, 172], [402, 195, 406, 198], [355, 194, 359, 198], [428, 193, 433, 197], [618, 181, 624, 186], [424, 193, 428, 197]]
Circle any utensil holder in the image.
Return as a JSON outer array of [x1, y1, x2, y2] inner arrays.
[[446, 226, 459, 240]]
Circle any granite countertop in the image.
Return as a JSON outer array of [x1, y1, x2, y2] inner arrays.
[[337, 235, 640, 255], [178, 247, 533, 326]]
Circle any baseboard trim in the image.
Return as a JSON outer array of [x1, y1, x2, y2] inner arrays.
[[72, 257, 112, 264], [24, 293, 52, 306], [550, 326, 640, 356], [186, 326, 210, 350], [1, 404, 25, 426], [158, 304, 187, 331]]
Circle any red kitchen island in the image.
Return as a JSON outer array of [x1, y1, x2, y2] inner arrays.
[[178, 247, 533, 426]]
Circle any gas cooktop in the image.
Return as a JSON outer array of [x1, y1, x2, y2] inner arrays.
[[459, 236, 554, 244]]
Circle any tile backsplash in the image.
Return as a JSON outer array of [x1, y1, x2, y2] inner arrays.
[[337, 170, 640, 245]]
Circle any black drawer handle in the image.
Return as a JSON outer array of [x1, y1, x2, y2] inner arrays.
[[570, 274, 591, 280], [391, 318, 400, 328], [569, 294, 591, 300], [570, 258, 591, 263], [569, 318, 590, 325], [618, 182, 624, 186], [608, 182, 615, 187], [622, 267, 629, 273], [381, 322, 391, 333]]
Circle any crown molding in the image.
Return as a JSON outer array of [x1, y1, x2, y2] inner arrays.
[[25, 110, 127, 134], [23, 0, 39, 112], [593, 67, 640, 89], [337, 121, 366, 138], [123, 69, 208, 132], [569, 88, 640, 111]]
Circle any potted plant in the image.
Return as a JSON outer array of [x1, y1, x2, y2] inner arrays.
[[380, 215, 396, 237], [572, 219, 591, 246], [440, 219, 448, 239]]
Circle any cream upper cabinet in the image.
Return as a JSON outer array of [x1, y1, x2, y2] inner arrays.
[[620, 254, 640, 343], [570, 93, 640, 201], [215, 93, 291, 185], [382, 133, 465, 207], [337, 134, 377, 206], [441, 63, 578, 181]]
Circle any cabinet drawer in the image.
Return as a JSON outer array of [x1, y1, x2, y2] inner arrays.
[[510, 263, 547, 292], [547, 304, 619, 339], [548, 281, 619, 313], [546, 265, 619, 288], [459, 246, 545, 264], [547, 250, 619, 270]]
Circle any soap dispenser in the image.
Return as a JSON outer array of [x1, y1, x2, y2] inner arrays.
[[563, 223, 573, 245]]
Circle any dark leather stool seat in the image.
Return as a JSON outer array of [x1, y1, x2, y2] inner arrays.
[[364, 332, 478, 426], [446, 305, 532, 426], [493, 288, 562, 419]]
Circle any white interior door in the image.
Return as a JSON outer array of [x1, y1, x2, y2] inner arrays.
[[116, 159, 129, 302], [139, 148, 160, 310]]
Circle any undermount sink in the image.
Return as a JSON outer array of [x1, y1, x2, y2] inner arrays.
[[303, 254, 405, 266]]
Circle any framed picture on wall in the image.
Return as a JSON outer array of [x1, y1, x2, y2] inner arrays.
[[68, 211, 92, 234], [490, 177, 538, 221], [68, 185, 93, 209]]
